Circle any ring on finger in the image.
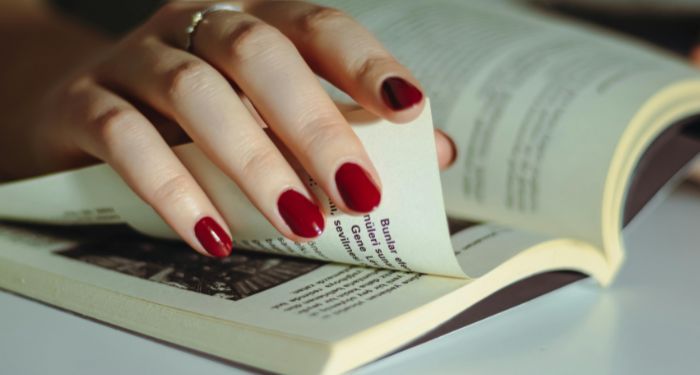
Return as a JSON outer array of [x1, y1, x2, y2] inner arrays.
[[184, 3, 243, 51]]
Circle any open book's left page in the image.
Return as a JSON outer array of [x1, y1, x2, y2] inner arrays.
[[0, 213, 606, 374]]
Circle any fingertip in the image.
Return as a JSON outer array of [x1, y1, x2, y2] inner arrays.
[[435, 129, 457, 170], [194, 216, 233, 258], [380, 76, 424, 112], [277, 189, 326, 239], [383, 99, 426, 124], [373, 74, 426, 124], [334, 161, 382, 214]]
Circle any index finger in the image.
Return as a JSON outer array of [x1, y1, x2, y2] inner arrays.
[[177, 9, 383, 215]]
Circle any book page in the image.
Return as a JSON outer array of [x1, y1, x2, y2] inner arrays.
[[0, 217, 608, 373], [0, 103, 468, 278], [320, 0, 700, 250]]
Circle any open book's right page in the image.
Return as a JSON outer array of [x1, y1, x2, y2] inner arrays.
[[320, 0, 700, 268]]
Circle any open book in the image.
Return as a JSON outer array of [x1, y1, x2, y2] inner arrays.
[[2, 0, 700, 373]]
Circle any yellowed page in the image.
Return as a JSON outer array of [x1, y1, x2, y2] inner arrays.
[[0, 103, 469, 277], [321, 0, 700, 255], [0, 214, 608, 374]]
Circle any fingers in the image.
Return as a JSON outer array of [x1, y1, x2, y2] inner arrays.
[[162, 7, 383, 214], [247, 1, 424, 123], [89, 1, 431, 247], [435, 129, 457, 170], [63, 81, 233, 257], [97, 39, 325, 240]]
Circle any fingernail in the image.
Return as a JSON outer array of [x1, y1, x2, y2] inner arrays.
[[335, 162, 381, 213], [194, 217, 232, 257], [381, 77, 423, 111], [277, 190, 325, 238]]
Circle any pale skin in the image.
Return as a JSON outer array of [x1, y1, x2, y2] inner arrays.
[[0, 0, 457, 257]]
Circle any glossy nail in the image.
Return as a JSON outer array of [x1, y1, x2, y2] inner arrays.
[[277, 190, 325, 238], [381, 77, 423, 111], [194, 217, 232, 257], [335, 163, 381, 213]]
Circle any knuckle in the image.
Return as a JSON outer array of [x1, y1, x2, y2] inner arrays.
[[226, 21, 287, 62], [53, 76, 92, 113], [163, 59, 215, 99], [153, 2, 180, 22], [65, 76, 93, 94], [298, 6, 348, 34], [238, 147, 279, 178], [91, 107, 143, 146], [299, 117, 346, 152], [150, 173, 193, 206]]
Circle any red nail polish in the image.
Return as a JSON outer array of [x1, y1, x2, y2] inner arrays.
[[381, 77, 423, 111], [194, 217, 232, 257], [335, 163, 381, 213], [278, 190, 325, 238]]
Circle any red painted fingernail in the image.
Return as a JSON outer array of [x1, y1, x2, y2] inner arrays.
[[381, 77, 423, 111], [335, 163, 381, 213], [277, 190, 325, 238], [194, 217, 232, 258]]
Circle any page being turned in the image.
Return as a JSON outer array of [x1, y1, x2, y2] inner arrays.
[[0, 103, 467, 277]]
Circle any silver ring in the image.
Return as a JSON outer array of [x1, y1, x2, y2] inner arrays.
[[184, 3, 242, 51]]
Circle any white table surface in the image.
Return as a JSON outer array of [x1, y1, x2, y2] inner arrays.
[[3, 185, 700, 375]]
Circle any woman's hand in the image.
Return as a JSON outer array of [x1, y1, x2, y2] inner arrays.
[[6, 1, 455, 257]]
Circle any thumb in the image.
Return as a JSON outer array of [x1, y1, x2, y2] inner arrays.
[[435, 128, 456, 171]]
